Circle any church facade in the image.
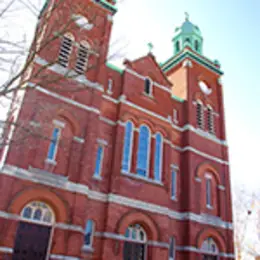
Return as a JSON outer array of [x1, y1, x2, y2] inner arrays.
[[0, 0, 234, 259]]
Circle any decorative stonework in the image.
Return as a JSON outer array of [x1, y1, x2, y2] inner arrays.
[[182, 59, 193, 68]]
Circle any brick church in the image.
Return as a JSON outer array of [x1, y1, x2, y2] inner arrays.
[[0, 0, 234, 259]]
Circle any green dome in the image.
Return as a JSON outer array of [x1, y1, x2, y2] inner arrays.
[[175, 19, 202, 37], [172, 14, 203, 55]]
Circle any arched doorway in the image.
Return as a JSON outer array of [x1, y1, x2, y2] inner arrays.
[[201, 237, 219, 260], [12, 201, 55, 260], [123, 224, 147, 260]]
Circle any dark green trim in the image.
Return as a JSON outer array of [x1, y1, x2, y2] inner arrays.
[[39, 0, 50, 18], [172, 94, 185, 103], [106, 62, 123, 74], [96, 0, 118, 14], [161, 50, 223, 75]]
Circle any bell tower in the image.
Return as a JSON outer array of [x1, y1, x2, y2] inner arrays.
[[172, 13, 203, 55]]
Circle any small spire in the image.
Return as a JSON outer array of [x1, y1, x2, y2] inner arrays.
[[147, 42, 154, 53], [185, 12, 189, 21]]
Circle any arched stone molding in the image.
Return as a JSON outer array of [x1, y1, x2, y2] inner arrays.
[[115, 210, 160, 241], [196, 227, 226, 253], [7, 187, 69, 223], [196, 162, 221, 185]]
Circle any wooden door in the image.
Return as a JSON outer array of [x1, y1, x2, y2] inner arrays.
[[12, 221, 51, 260]]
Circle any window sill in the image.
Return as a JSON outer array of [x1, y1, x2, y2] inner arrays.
[[206, 204, 213, 210], [142, 92, 154, 99], [82, 245, 94, 253], [121, 171, 163, 186], [93, 175, 102, 181], [171, 196, 177, 202], [45, 159, 57, 166]]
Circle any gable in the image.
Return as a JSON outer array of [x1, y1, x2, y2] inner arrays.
[[125, 54, 172, 88]]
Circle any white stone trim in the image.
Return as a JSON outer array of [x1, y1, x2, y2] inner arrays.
[[53, 120, 65, 128], [0, 164, 233, 230], [73, 136, 85, 143], [176, 246, 235, 258], [175, 146, 229, 165], [170, 164, 179, 170], [125, 68, 171, 94], [28, 83, 101, 115], [94, 232, 168, 248], [55, 223, 84, 233], [182, 59, 193, 68], [34, 56, 103, 91], [50, 254, 80, 260], [218, 185, 226, 191], [205, 173, 212, 179], [103, 94, 119, 104], [97, 138, 108, 146], [147, 241, 169, 248], [0, 246, 13, 253], [195, 177, 202, 182], [99, 116, 117, 126], [107, 14, 113, 21], [121, 170, 163, 186]]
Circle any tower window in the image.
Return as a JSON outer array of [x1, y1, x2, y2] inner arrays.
[[171, 170, 177, 199], [75, 42, 89, 74], [173, 109, 178, 124], [47, 127, 61, 161], [195, 40, 199, 51], [207, 106, 215, 134], [107, 78, 113, 94], [169, 237, 176, 260], [154, 133, 163, 182], [58, 33, 74, 67], [144, 77, 152, 96], [84, 220, 94, 247], [175, 41, 180, 53], [93, 145, 104, 179], [206, 177, 212, 207], [196, 101, 204, 129], [137, 125, 150, 177], [185, 38, 190, 43], [122, 121, 133, 172]]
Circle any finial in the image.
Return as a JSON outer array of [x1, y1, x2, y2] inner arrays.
[[185, 12, 189, 21], [147, 42, 154, 53]]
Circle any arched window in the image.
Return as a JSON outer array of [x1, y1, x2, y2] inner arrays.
[[123, 224, 147, 260], [58, 33, 74, 67], [207, 106, 214, 134], [196, 100, 204, 129], [144, 78, 152, 96], [84, 219, 95, 247], [195, 40, 200, 51], [137, 125, 150, 177], [47, 127, 61, 161], [75, 41, 89, 74], [201, 237, 219, 259], [21, 201, 55, 224], [154, 133, 163, 181], [175, 41, 180, 53], [122, 121, 133, 172]]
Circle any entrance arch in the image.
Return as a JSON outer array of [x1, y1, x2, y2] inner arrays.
[[201, 237, 219, 260], [12, 201, 55, 260], [123, 224, 147, 260]]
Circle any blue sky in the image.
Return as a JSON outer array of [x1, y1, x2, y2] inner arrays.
[[110, 0, 260, 190]]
